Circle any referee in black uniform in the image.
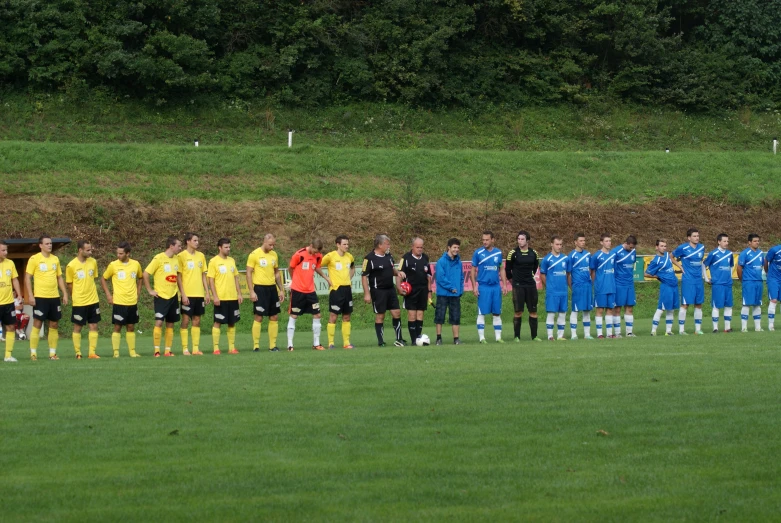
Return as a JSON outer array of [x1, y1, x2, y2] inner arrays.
[[399, 237, 432, 343], [362, 235, 407, 346], [505, 230, 540, 341]]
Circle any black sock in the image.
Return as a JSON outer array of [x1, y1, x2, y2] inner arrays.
[[375, 323, 384, 344], [408, 322, 417, 341], [513, 317, 522, 338], [529, 316, 538, 339], [454, 336, 459, 342], [436, 333, 442, 341], [417, 320, 423, 339], [393, 318, 402, 340]]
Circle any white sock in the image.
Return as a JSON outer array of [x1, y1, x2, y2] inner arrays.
[[287, 316, 297, 347], [724, 307, 732, 330], [693, 308, 702, 332], [606, 317, 613, 337], [625, 314, 633, 334], [477, 314, 485, 341], [769, 302, 777, 329], [493, 315, 502, 341], [557, 312, 566, 338], [312, 318, 321, 346], [546, 312, 555, 338], [596, 315, 603, 336], [652, 309, 662, 333], [570, 311, 578, 337], [613, 315, 621, 335], [583, 312, 591, 336], [712, 312, 720, 331], [753, 306, 762, 330], [679, 308, 687, 333], [741, 306, 749, 330], [665, 311, 674, 333]]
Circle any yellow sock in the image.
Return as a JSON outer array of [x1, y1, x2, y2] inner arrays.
[[126, 331, 137, 356], [192, 326, 201, 352], [252, 320, 262, 349], [342, 321, 351, 346], [72, 332, 82, 356], [48, 329, 58, 354], [180, 329, 189, 351], [327, 323, 336, 347], [30, 327, 40, 351], [228, 326, 236, 350], [212, 327, 221, 351], [88, 331, 98, 356], [112, 332, 121, 356], [153, 326, 162, 352], [164, 328, 174, 352], [5, 334, 14, 359], [268, 320, 279, 349]]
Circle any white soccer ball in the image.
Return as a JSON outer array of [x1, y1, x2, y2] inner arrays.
[[416, 334, 430, 346], [16, 330, 26, 341]]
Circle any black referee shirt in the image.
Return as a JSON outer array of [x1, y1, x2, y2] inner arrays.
[[505, 248, 539, 287], [362, 251, 396, 290], [399, 252, 431, 290]]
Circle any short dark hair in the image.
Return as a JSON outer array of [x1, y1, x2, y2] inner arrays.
[[656, 238, 667, 246], [166, 236, 179, 248], [748, 233, 760, 242], [482, 230, 494, 239], [77, 240, 91, 250], [117, 241, 132, 253], [335, 235, 349, 245], [600, 233, 611, 241], [625, 235, 637, 246], [217, 238, 231, 247], [550, 235, 562, 243], [686, 228, 699, 237], [447, 238, 461, 248], [38, 235, 51, 244], [574, 232, 585, 241], [517, 230, 530, 241], [311, 238, 324, 251], [717, 233, 729, 242], [0, 240, 7, 247], [184, 232, 198, 243]]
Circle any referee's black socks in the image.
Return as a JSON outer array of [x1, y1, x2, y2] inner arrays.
[[513, 317, 522, 338], [375, 323, 384, 344], [392, 318, 402, 340], [408, 322, 417, 341], [529, 316, 538, 339]]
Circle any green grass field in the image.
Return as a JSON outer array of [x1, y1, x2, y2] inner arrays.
[[2, 325, 779, 521]]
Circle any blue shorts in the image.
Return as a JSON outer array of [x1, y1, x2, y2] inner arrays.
[[615, 284, 636, 307], [741, 280, 763, 306], [711, 285, 734, 309], [571, 284, 593, 312], [477, 284, 502, 315], [595, 293, 616, 309], [657, 285, 679, 311], [681, 280, 704, 306], [768, 279, 781, 302], [545, 294, 568, 313]]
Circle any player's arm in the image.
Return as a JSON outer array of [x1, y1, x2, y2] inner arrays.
[[314, 266, 332, 289], [702, 258, 711, 284], [201, 270, 210, 304], [208, 277, 219, 306], [539, 261, 547, 289], [500, 259, 509, 295], [11, 277, 22, 304], [246, 266, 257, 301], [504, 250, 514, 280], [470, 265, 478, 297], [100, 276, 114, 305], [392, 265, 406, 282], [736, 263, 743, 281], [274, 267, 285, 303], [234, 274, 243, 305], [143, 271, 158, 297], [178, 271, 188, 305], [57, 274, 69, 305], [24, 273, 34, 306]]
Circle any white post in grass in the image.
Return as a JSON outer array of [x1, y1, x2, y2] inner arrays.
[[194, 139, 199, 147], [288, 130, 294, 148], [774, 138, 778, 155], [665, 147, 670, 153]]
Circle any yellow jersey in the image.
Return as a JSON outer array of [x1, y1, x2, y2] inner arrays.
[[144, 252, 180, 300], [178, 250, 207, 298], [0, 259, 19, 305], [66, 257, 100, 306], [207, 256, 238, 301], [321, 251, 355, 291], [26, 253, 62, 298], [246, 247, 278, 286], [103, 259, 143, 306]]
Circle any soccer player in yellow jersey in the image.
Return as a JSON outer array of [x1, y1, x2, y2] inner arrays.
[[247, 233, 285, 352], [207, 238, 243, 354], [25, 235, 69, 361], [101, 242, 143, 357], [178, 232, 209, 356], [321, 235, 355, 349], [0, 241, 23, 362], [65, 240, 101, 359], [143, 236, 183, 357]]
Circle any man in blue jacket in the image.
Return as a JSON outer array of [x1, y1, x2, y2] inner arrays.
[[434, 238, 464, 346]]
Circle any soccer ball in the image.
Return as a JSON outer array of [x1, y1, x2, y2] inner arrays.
[[16, 330, 26, 341], [399, 281, 412, 295], [415, 334, 430, 346]]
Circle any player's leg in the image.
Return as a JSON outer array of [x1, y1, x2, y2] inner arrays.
[[288, 291, 301, 350], [190, 314, 202, 355], [450, 297, 461, 344], [390, 306, 404, 346], [88, 323, 99, 358], [416, 309, 425, 342], [312, 295, 324, 349], [407, 308, 418, 343], [253, 313, 264, 350], [327, 311, 338, 348], [528, 287, 540, 341], [545, 290, 556, 340], [72, 321, 84, 359], [341, 313, 352, 349], [181, 311, 191, 354], [679, 283, 691, 333], [476, 288, 489, 343], [556, 297, 567, 340], [512, 287, 524, 341], [48, 319, 60, 360], [3, 321, 14, 362], [610, 306, 621, 338], [595, 306, 604, 338], [212, 319, 223, 354], [491, 285, 503, 342], [767, 279, 779, 331], [268, 314, 280, 351], [435, 297, 446, 345], [624, 304, 635, 337], [724, 288, 734, 332]]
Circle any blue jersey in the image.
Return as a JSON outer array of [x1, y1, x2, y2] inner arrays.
[[567, 249, 592, 286], [767, 245, 781, 282], [672, 242, 706, 283], [540, 253, 569, 296], [589, 249, 616, 295], [612, 246, 636, 286], [646, 253, 678, 287], [472, 247, 503, 285], [704, 249, 734, 286], [737, 248, 764, 281]]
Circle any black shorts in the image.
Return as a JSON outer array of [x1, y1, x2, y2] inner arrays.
[[112, 304, 139, 326], [290, 291, 320, 316], [181, 297, 205, 317], [434, 295, 461, 325], [329, 286, 353, 315], [71, 303, 101, 326], [214, 300, 241, 325], [512, 286, 538, 313], [33, 297, 62, 322], [371, 287, 400, 315], [403, 287, 428, 311], [253, 285, 281, 317], [0, 303, 15, 326], [154, 296, 180, 323]]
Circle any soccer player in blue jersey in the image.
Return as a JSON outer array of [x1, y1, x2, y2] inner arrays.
[[540, 236, 568, 340], [764, 241, 781, 331], [645, 239, 680, 336], [612, 235, 637, 337], [704, 233, 734, 332], [470, 231, 509, 343], [672, 228, 706, 335], [737, 234, 765, 332], [567, 233, 593, 340], [590, 234, 616, 338]]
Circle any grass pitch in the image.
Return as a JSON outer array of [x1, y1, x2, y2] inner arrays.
[[2, 327, 780, 521]]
